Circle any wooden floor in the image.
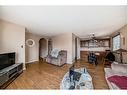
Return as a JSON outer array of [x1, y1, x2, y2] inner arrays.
[[6, 59, 109, 89]]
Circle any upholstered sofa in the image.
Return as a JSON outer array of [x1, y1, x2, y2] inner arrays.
[[104, 63, 127, 89], [46, 50, 67, 66]]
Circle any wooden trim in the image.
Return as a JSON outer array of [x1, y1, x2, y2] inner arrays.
[[112, 32, 120, 38]]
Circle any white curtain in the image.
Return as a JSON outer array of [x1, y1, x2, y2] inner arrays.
[[113, 35, 120, 51]]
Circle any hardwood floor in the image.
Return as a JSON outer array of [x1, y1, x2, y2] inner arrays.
[[6, 60, 109, 89]]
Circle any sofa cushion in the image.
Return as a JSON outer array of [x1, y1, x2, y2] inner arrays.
[[51, 49, 60, 58], [111, 64, 127, 74], [107, 75, 127, 89]]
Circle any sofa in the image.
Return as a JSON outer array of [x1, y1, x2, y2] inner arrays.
[[104, 63, 127, 89], [46, 49, 67, 66]]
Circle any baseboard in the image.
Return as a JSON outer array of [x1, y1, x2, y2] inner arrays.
[[23, 67, 26, 70], [40, 56, 46, 58], [23, 65, 26, 70], [25, 60, 39, 64], [77, 58, 80, 61]]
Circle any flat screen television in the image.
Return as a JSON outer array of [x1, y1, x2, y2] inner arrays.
[[0, 52, 15, 70]]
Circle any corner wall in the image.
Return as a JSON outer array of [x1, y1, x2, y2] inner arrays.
[[52, 33, 73, 64], [119, 25, 127, 63], [52, 33, 80, 64], [25, 32, 41, 63], [0, 19, 26, 69], [110, 24, 127, 63]]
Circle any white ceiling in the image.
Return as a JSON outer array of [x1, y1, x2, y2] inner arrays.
[[0, 6, 127, 38]]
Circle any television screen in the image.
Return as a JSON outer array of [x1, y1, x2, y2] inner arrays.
[[0, 52, 15, 70]]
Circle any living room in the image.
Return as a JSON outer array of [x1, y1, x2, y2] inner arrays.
[[0, 5, 127, 92]]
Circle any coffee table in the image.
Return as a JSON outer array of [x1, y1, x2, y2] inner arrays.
[[60, 68, 94, 89]]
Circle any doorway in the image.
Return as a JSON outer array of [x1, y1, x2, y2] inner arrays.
[[75, 37, 78, 62], [39, 38, 48, 61], [48, 39, 52, 55]]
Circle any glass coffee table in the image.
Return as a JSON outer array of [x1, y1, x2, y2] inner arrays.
[[60, 68, 94, 90]]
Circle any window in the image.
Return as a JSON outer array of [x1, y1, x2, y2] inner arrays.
[[113, 35, 120, 51]]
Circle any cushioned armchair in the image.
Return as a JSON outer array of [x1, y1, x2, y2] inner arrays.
[[46, 50, 67, 66]]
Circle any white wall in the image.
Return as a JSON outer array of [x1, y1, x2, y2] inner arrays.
[[52, 33, 73, 64], [0, 19, 26, 69], [25, 32, 41, 63], [52, 33, 80, 64]]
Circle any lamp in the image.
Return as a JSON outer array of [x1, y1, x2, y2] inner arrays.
[[89, 34, 97, 47]]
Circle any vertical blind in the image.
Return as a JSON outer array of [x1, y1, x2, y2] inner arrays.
[[113, 35, 120, 51]]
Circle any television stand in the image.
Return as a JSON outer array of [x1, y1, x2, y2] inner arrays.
[[0, 63, 23, 89]]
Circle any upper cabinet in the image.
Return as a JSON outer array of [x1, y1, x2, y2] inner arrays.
[[80, 39, 110, 48]]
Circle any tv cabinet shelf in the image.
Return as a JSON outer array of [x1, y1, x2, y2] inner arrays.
[[0, 63, 23, 89]]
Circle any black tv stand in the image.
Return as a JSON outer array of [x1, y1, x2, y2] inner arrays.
[[0, 63, 23, 89]]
